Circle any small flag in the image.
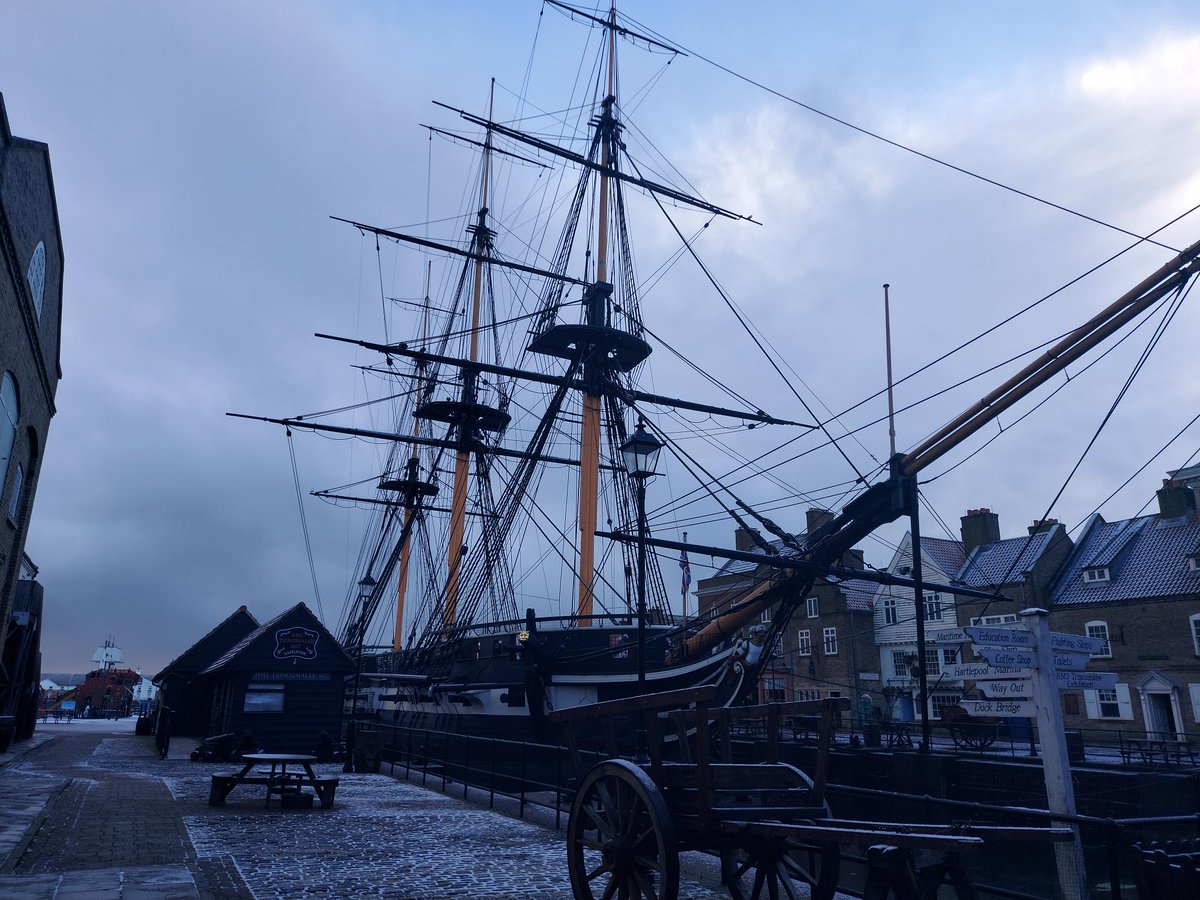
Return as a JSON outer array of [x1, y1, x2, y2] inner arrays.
[[679, 534, 691, 599]]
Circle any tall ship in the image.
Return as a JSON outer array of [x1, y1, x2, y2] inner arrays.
[[233, 2, 1200, 743]]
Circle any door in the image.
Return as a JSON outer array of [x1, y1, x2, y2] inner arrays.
[[1145, 692, 1179, 739]]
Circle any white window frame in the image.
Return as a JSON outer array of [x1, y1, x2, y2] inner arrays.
[[797, 630, 812, 657], [1190, 614, 1200, 656], [1190, 684, 1200, 723], [930, 692, 960, 720], [760, 607, 772, 624], [1083, 684, 1133, 720], [923, 592, 943, 622], [1083, 566, 1110, 583], [1085, 620, 1111, 658], [822, 627, 837, 656], [890, 649, 910, 678], [7, 462, 21, 519], [924, 646, 942, 677], [806, 597, 819, 618], [971, 614, 1018, 625], [882, 597, 897, 626]]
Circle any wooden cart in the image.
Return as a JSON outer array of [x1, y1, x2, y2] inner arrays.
[[549, 686, 1070, 900]]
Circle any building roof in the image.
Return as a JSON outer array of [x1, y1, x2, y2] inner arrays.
[[920, 536, 967, 578], [957, 524, 1063, 587], [153, 606, 260, 683], [708, 539, 786, 578], [1053, 511, 1200, 606], [836, 578, 877, 612], [201, 602, 353, 675]]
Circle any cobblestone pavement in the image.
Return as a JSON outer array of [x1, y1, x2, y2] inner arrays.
[[0, 729, 734, 899]]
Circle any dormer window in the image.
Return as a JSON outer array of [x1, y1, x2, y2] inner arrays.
[[1083, 566, 1110, 583], [1188, 554, 1200, 572]]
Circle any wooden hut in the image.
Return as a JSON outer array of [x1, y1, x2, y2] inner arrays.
[[153, 606, 260, 737], [199, 602, 353, 753]]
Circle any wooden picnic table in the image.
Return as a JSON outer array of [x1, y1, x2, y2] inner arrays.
[[207, 752, 339, 809]]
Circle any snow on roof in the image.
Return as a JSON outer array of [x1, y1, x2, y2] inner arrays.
[[958, 526, 1061, 587]]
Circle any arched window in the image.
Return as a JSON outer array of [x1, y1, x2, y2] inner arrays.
[[26, 241, 46, 321], [0, 374, 18, 505]]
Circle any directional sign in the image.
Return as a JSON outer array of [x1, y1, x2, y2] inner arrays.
[[964, 626, 1033, 648], [928, 627, 968, 644], [976, 679, 1032, 699], [961, 699, 1037, 718], [1054, 670, 1118, 691], [975, 645, 1037, 669], [1050, 651, 1091, 672], [947, 662, 1031, 680], [1049, 632, 1107, 655]]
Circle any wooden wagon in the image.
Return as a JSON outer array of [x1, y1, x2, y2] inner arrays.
[[549, 686, 1071, 900], [937, 704, 1000, 752]]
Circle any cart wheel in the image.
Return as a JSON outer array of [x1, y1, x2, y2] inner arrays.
[[952, 725, 995, 752], [566, 759, 679, 900], [720, 838, 840, 900]]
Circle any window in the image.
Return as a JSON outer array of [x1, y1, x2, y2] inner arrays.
[[891, 650, 911, 678], [1083, 566, 1110, 583], [923, 593, 943, 622], [1085, 620, 1111, 658], [797, 630, 812, 657], [823, 627, 838, 656], [760, 606, 772, 624], [924, 646, 942, 677], [26, 241, 45, 321], [7, 463, 21, 519], [882, 597, 897, 626], [1064, 693, 1080, 716], [806, 597, 819, 618], [1190, 614, 1200, 656], [243, 683, 285, 713], [0, 375, 17, 499], [971, 614, 1018, 626], [795, 689, 821, 702], [942, 647, 959, 668], [931, 693, 959, 719], [1084, 684, 1133, 720], [763, 677, 786, 703], [1190, 684, 1200, 723], [1188, 555, 1200, 572]]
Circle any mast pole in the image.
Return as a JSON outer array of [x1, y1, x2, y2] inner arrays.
[[884, 283, 897, 458], [393, 261, 433, 651], [575, 5, 617, 625], [446, 79, 496, 630]]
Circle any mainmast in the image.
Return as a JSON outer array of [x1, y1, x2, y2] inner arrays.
[[444, 80, 497, 630], [574, 7, 619, 624]]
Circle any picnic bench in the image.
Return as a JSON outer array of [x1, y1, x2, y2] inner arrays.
[[208, 753, 339, 809]]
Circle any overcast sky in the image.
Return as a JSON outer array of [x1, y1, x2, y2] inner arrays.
[[4, 1, 1199, 675]]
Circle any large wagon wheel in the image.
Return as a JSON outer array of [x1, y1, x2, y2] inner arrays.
[[566, 759, 679, 900], [950, 722, 996, 752], [720, 838, 840, 900]]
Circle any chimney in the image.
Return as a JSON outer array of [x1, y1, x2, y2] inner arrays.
[[1157, 479, 1195, 519], [734, 527, 759, 551], [1027, 518, 1058, 536], [806, 508, 834, 537], [961, 508, 1001, 556]]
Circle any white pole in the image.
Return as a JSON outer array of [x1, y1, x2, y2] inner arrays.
[[1020, 608, 1089, 900]]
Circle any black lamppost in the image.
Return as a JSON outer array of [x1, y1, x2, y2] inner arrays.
[[344, 574, 376, 773], [620, 420, 663, 696]]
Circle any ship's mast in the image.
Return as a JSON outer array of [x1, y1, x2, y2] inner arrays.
[[392, 262, 433, 650], [575, 5, 618, 624], [446, 80, 497, 629]]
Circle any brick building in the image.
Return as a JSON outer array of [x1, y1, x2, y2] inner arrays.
[[874, 509, 1070, 721], [1049, 471, 1200, 741], [693, 511, 878, 710], [0, 94, 64, 717]]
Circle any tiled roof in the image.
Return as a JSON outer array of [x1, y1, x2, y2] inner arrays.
[[1053, 512, 1200, 606], [709, 539, 786, 578], [836, 578, 877, 612], [921, 537, 966, 578], [958, 526, 1061, 587]]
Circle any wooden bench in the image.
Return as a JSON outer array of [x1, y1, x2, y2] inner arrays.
[[1121, 736, 1197, 766]]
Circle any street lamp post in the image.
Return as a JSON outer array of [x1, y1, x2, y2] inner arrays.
[[344, 574, 376, 774], [619, 420, 664, 697]]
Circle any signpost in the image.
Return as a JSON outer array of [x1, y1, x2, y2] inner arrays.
[[947, 662, 1028, 680], [974, 679, 1030, 699], [1050, 632, 1107, 655], [927, 627, 968, 644], [1054, 670, 1118, 691], [964, 625, 1033, 648]]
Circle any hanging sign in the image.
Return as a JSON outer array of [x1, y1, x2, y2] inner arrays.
[[964, 625, 1033, 648], [1054, 670, 1118, 691], [961, 699, 1037, 718], [274, 626, 319, 661], [974, 646, 1037, 669], [976, 679, 1032, 699], [947, 662, 1030, 680], [1049, 632, 1107, 655]]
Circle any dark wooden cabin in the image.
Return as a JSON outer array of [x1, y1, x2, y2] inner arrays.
[[199, 602, 353, 753], [152, 606, 260, 737]]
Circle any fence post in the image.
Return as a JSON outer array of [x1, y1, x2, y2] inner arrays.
[[519, 739, 528, 819], [1105, 818, 1123, 900], [489, 737, 497, 809], [463, 736, 470, 800]]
